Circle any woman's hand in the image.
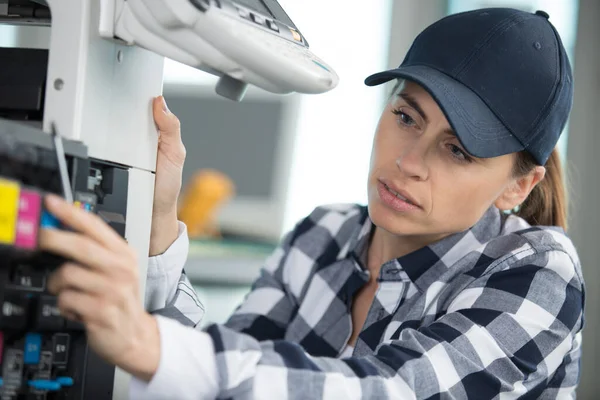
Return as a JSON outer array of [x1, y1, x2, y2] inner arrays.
[[150, 96, 186, 255], [39, 194, 160, 381]]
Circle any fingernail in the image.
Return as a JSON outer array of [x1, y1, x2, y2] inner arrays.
[[161, 96, 170, 113]]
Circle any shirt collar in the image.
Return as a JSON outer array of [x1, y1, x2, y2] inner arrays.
[[348, 207, 374, 268], [349, 205, 503, 292]]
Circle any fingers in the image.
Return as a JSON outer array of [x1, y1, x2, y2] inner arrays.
[[47, 263, 111, 296], [153, 96, 181, 142], [56, 289, 101, 325], [48, 263, 135, 327], [39, 227, 136, 275], [153, 96, 186, 167], [43, 194, 128, 252]]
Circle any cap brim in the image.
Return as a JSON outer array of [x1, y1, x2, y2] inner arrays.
[[365, 65, 524, 159]]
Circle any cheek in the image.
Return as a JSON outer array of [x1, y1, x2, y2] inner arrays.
[[429, 169, 503, 228], [369, 124, 404, 172], [369, 132, 386, 174], [368, 137, 380, 171]]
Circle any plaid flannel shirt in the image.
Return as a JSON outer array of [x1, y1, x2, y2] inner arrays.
[[149, 204, 585, 399]]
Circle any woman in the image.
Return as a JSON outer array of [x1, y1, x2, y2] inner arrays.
[[40, 7, 584, 399]]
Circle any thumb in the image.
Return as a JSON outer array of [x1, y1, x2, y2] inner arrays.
[[153, 96, 181, 142]]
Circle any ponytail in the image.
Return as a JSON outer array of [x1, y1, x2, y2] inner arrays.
[[513, 149, 568, 230]]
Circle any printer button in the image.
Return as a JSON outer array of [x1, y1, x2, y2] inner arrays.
[[238, 7, 250, 19], [250, 13, 265, 25], [189, 0, 210, 12], [35, 295, 65, 331], [0, 292, 30, 330], [52, 333, 70, 365]]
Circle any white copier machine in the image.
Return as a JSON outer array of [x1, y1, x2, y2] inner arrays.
[[0, 0, 338, 399]]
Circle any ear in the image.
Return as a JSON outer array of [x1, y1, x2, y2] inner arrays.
[[495, 166, 546, 211]]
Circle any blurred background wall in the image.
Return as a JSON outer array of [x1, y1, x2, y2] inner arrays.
[[564, 1, 600, 397]]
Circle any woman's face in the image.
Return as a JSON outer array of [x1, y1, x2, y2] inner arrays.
[[368, 81, 519, 242]]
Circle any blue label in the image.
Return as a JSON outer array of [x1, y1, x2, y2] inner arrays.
[[56, 376, 74, 387], [40, 211, 60, 229], [312, 60, 330, 72], [28, 380, 61, 391], [24, 333, 42, 365]]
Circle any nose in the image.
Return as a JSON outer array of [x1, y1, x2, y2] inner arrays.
[[396, 141, 429, 181]]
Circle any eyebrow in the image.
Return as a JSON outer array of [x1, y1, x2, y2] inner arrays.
[[397, 91, 457, 137], [398, 92, 429, 123]]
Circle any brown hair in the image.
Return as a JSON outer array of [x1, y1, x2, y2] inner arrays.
[[512, 149, 568, 230]]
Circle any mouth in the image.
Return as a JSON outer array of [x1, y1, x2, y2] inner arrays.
[[378, 179, 421, 210]]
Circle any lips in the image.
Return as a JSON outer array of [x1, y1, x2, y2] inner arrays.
[[379, 179, 420, 208], [376, 180, 421, 213]]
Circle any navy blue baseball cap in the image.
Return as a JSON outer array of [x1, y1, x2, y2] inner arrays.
[[365, 8, 573, 166]]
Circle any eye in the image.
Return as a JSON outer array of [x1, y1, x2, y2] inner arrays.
[[391, 108, 417, 127], [447, 144, 472, 163]]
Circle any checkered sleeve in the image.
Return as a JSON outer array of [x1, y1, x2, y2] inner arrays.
[[202, 248, 583, 399], [151, 270, 205, 328], [146, 221, 205, 328]]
